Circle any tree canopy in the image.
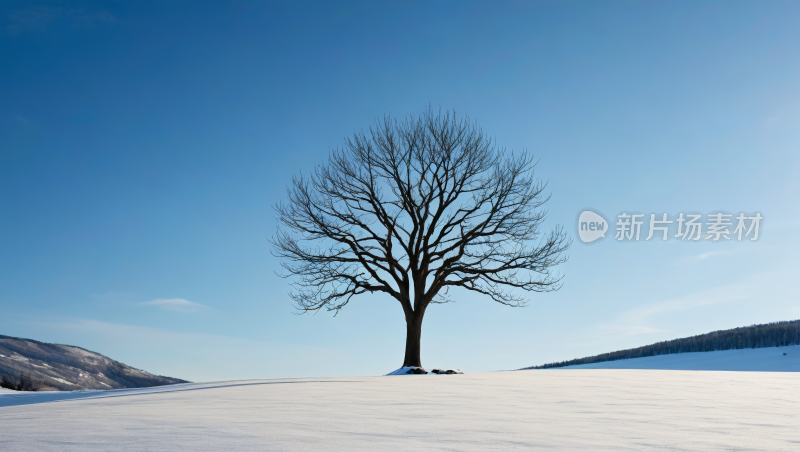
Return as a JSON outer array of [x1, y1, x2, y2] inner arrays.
[[272, 108, 569, 367]]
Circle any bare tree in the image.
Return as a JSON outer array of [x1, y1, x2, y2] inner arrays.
[[272, 108, 570, 368]]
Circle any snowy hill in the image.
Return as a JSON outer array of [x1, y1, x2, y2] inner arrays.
[[556, 344, 799, 371], [2, 371, 799, 450], [523, 320, 800, 370], [0, 334, 188, 391]]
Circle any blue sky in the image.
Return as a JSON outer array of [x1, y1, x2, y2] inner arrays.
[[1, 1, 798, 382]]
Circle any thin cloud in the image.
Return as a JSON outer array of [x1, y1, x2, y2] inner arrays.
[[93, 291, 134, 300], [592, 283, 752, 341], [598, 325, 673, 338], [669, 248, 739, 267], [141, 298, 209, 313], [23, 319, 348, 381], [619, 283, 750, 324], [6, 6, 117, 34], [6, 7, 59, 33], [695, 251, 723, 260]]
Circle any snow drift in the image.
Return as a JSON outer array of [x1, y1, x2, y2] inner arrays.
[[556, 344, 799, 372]]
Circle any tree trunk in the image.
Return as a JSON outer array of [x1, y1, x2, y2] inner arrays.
[[402, 314, 423, 368]]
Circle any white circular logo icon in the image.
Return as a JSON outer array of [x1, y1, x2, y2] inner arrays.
[[577, 210, 608, 243]]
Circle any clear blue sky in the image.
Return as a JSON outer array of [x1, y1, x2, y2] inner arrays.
[[1, 1, 798, 382]]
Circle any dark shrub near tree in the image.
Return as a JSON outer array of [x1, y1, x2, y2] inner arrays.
[[1, 374, 14, 389], [0, 372, 40, 391]]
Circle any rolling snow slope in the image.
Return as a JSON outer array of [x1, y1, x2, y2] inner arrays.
[[0, 335, 188, 390], [1, 369, 799, 450], [558, 344, 799, 371]]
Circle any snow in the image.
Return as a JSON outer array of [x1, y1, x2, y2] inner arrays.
[[1, 367, 799, 450], [48, 377, 76, 386], [557, 344, 800, 372], [387, 366, 435, 375], [67, 347, 101, 359], [387, 367, 463, 375]]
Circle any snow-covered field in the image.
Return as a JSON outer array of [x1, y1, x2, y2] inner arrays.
[[2, 364, 799, 450], [558, 344, 800, 372]]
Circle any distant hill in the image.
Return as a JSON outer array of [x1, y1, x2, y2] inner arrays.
[[522, 320, 800, 370], [0, 335, 189, 391]]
